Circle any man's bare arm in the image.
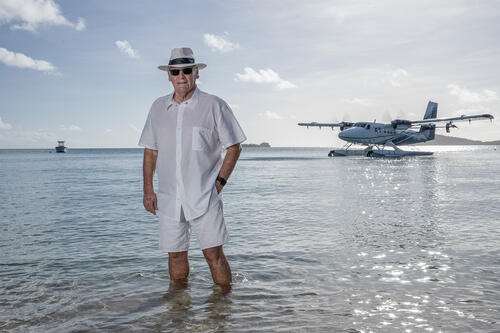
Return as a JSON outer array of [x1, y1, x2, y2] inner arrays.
[[143, 148, 158, 215], [216, 143, 242, 193]]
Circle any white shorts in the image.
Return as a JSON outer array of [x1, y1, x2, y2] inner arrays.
[[158, 199, 228, 252]]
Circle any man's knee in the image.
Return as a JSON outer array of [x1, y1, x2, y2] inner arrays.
[[203, 245, 231, 285], [203, 246, 225, 265], [169, 251, 188, 261]]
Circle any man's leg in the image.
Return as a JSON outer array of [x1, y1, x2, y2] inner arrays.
[[203, 245, 231, 286], [168, 251, 189, 286]]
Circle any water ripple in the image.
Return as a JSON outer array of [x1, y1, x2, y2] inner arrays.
[[1, 148, 499, 331]]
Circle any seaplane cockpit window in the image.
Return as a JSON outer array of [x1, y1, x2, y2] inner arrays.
[[366, 124, 371, 130]]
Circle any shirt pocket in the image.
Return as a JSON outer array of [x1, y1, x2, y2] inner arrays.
[[192, 126, 214, 151]]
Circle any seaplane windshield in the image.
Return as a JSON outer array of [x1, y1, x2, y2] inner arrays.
[[353, 122, 368, 127]]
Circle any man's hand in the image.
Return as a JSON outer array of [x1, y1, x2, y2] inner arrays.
[[215, 181, 223, 194], [143, 192, 158, 215], [143, 148, 158, 215], [215, 143, 241, 194]]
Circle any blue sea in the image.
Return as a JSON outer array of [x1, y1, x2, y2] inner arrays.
[[1, 147, 499, 332]]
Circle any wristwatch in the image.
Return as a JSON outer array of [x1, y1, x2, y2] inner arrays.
[[216, 176, 227, 186]]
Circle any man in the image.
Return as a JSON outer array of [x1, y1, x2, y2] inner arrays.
[[139, 48, 246, 288]]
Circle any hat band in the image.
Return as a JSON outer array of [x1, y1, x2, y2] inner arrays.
[[168, 57, 195, 66]]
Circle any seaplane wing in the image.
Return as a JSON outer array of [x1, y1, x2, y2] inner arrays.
[[411, 113, 494, 125], [297, 121, 354, 130]]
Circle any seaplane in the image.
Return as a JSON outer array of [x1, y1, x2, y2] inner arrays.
[[298, 101, 494, 157]]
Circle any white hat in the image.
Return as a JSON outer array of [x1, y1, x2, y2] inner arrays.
[[158, 47, 206, 71]]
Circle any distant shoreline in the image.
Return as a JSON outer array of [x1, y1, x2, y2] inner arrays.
[[416, 134, 500, 146], [242, 142, 271, 148]]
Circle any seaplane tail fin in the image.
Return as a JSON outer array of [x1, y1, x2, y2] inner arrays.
[[424, 101, 438, 119]]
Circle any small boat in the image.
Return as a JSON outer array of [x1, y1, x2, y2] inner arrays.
[[55, 141, 67, 153]]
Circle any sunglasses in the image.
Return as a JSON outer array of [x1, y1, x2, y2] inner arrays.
[[169, 67, 193, 76]]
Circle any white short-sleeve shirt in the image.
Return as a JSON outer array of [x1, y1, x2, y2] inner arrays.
[[139, 88, 246, 221]]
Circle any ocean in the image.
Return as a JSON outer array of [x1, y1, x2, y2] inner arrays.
[[1, 147, 499, 332]]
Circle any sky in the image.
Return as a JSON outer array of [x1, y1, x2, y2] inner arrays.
[[0, 0, 499, 148]]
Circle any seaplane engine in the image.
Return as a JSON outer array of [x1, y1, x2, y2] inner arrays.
[[339, 121, 353, 131], [391, 119, 413, 133], [391, 119, 413, 130]]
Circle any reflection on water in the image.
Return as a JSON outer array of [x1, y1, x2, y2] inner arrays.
[[161, 287, 193, 331], [1, 147, 499, 332], [202, 285, 232, 332]]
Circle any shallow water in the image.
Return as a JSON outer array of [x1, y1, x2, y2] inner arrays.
[[1, 147, 499, 332]]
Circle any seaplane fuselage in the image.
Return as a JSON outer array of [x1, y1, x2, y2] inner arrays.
[[338, 122, 434, 146]]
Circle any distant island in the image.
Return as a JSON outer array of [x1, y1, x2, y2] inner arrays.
[[242, 142, 271, 148], [417, 134, 500, 146]]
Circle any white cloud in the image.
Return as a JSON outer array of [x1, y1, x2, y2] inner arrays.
[[344, 98, 372, 106], [316, 5, 350, 24], [203, 33, 240, 52], [0, 116, 12, 130], [235, 67, 297, 90], [389, 68, 409, 87], [259, 111, 282, 119], [448, 84, 498, 103], [129, 124, 141, 133], [0, 128, 56, 147], [60, 124, 81, 131], [115, 40, 139, 59], [105, 129, 113, 133], [0, 47, 56, 72], [0, 0, 85, 32], [74, 18, 85, 31]]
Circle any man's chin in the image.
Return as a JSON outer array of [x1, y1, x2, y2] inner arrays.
[[175, 85, 194, 93]]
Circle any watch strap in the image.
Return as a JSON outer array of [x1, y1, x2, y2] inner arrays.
[[216, 176, 227, 186]]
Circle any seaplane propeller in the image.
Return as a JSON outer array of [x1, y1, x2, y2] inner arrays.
[[339, 121, 353, 131], [445, 121, 458, 133]]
